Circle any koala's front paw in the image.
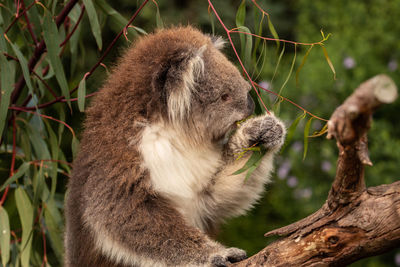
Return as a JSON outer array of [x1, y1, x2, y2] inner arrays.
[[210, 247, 247, 267], [243, 114, 286, 151]]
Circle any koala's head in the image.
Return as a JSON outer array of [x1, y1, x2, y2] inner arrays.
[[149, 27, 254, 142]]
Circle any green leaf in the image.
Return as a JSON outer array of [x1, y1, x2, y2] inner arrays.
[[275, 44, 297, 103], [0, 53, 16, 136], [0, 28, 7, 51], [208, 7, 215, 35], [32, 165, 44, 206], [44, 121, 59, 198], [235, 0, 246, 27], [69, 4, 83, 53], [235, 0, 246, 59], [295, 45, 313, 87], [9, 42, 36, 98], [0, 207, 10, 266], [155, 4, 164, 29], [0, 162, 30, 191], [233, 147, 266, 175], [43, 11, 71, 107], [83, 0, 102, 50], [281, 111, 306, 153], [44, 204, 64, 259], [237, 26, 253, 70], [72, 136, 80, 159], [77, 76, 87, 112], [267, 15, 279, 49], [96, 0, 136, 36], [303, 117, 313, 160], [252, 40, 268, 81], [321, 45, 336, 80], [252, 8, 264, 60], [271, 43, 285, 84], [26, 123, 51, 159], [244, 165, 258, 181], [57, 104, 66, 143], [15, 187, 34, 267]]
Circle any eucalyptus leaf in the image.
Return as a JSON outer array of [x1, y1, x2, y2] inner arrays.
[[321, 45, 336, 80], [83, 0, 103, 50], [267, 15, 280, 49], [296, 45, 313, 87], [0, 162, 30, 192], [303, 117, 313, 160], [9, 42, 36, 99], [233, 146, 266, 176], [77, 76, 87, 112], [0, 54, 16, 136], [155, 5, 164, 29], [0, 207, 10, 266], [72, 136, 80, 159], [281, 112, 306, 153], [43, 11, 71, 107], [15, 187, 33, 267]]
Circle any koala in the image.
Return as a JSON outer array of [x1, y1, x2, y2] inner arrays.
[[65, 26, 285, 267]]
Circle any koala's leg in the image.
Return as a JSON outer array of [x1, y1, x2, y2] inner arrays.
[[203, 114, 285, 220], [78, 173, 247, 267]]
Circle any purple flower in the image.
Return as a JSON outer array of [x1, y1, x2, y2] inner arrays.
[[294, 187, 312, 199], [277, 160, 291, 179], [343, 56, 356, 69], [259, 81, 271, 90], [287, 176, 298, 188], [395, 252, 400, 266], [321, 160, 332, 172], [388, 60, 398, 72], [291, 141, 303, 152]]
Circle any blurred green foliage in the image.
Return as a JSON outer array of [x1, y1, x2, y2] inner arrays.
[[0, 0, 399, 266]]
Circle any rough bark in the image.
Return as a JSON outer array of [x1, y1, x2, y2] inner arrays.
[[232, 74, 399, 266]]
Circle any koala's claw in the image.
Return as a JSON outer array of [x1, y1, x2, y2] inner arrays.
[[211, 247, 247, 266], [243, 115, 286, 150]]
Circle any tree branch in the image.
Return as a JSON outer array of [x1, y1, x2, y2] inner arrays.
[[233, 74, 399, 266]]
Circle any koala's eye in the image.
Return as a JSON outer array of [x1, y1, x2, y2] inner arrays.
[[221, 93, 230, 101]]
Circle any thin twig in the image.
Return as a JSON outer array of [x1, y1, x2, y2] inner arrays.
[[60, 4, 85, 47], [21, 0, 38, 44], [8, 106, 76, 137]]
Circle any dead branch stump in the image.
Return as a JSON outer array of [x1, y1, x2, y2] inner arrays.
[[232, 74, 399, 266]]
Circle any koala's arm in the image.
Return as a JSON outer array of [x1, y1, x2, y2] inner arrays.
[[82, 173, 246, 267], [205, 114, 285, 219]]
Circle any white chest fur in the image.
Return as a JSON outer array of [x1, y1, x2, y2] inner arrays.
[[139, 123, 221, 200]]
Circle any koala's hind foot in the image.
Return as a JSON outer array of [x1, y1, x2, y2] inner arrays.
[[210, 247, 247, 267]]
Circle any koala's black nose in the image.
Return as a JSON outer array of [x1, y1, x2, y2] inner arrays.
[[247, 93, 255, 115]]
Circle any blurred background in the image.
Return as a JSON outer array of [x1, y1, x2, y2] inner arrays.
[[0, 0, 399, 266]]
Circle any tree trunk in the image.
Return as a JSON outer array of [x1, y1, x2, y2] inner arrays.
[[233, 74, 399, 266]]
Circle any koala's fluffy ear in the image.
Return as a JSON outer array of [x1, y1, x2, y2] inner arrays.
[[152, 45, 206, 123]]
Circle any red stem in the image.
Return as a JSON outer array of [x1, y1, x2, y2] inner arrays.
[[4, 0, 38, 34], [59, 4, 85, 47], [8, 106, 76, 137], [230, 31, 323, 46], [21, 0, 38, 44], [253, 81, 327, 121]]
